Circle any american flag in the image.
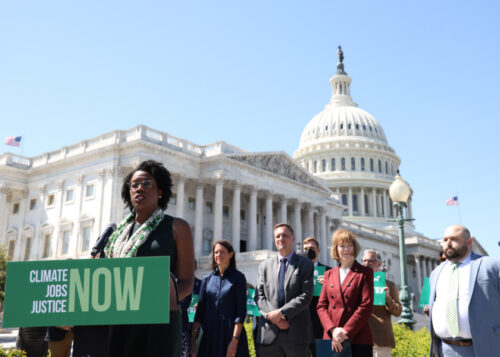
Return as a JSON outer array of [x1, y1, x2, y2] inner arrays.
[[5, 136, 22, 147], [446, 196, 459, 206]]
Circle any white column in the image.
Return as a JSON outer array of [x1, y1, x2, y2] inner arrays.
[[232, 184, 241, 253], [73, 175, 84, 258], [422, 257, 428, 279], [319, 210, 327, 263], [214, 180, 223, 240], [175, 177, 185, 219], [36, 185, 47, 259], [96, 170, 106, 235], [194, 184, 204, 257], [371, 188, 377, 217], [280, 198, 288, 224], [17, 189, 29, 261], [383, 190, 388, 218], [306, 205, 314, 238], [248, 188, 257, 251], [264, 192, 274, 250], [347, 187, 353, 216], [414, 255, 422, 294], [294, 201, 302, 243], [52, 180, 65, 258], [360, 187, 365, 216], [0, 187, 10, 246]]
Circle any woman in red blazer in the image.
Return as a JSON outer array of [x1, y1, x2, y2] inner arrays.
[[317, 229, 374, 356]]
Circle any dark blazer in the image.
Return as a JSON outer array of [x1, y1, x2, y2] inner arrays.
[[255, 252, 314, 345], [317, 260, 374, 345], [310, 262, 332, 340], [429, 252, 500, 357]]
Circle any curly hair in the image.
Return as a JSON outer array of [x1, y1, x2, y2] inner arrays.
[[121, 160, 173, 211]]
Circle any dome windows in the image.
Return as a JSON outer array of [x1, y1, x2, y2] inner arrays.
[[325, 125, 328, 131], [341, 158, 346, 171], [348, 123, 352, 130], [370, 158, 374, 172], [355, 124, 359, 130], [385, 162, 388, 174], [378, 160, 382, 173], [340, 123, 344, 130], [363, 125, 366, 130], [331, 158, 336, 171], [322, 159, 326, 172], [361, 158, 365, 171], [351, 157, 356, 171], [313, 161, 317, 173]]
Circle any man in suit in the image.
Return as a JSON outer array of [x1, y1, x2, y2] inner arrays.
[[255, 223, 314, 357], [362, 249, 401, 357], [429, 224, 500, 357], [303, 237, 332, 357]]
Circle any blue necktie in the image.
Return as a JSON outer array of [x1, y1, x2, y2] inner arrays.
[[278, 258, 287, 308]]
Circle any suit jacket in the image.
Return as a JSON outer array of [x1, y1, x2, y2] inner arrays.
[[429, 252, 500, 357], [317, 260, 374, 345], [368, 279, 401, 348], [255, 252, 314, 345], [310, 262, 332, 341]]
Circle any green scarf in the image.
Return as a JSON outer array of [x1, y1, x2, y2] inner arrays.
[[104, 208, 165, 258]]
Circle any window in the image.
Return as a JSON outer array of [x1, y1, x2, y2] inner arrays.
[[8, 240, 15, 259], [82, 227, 92, 252], [348, 123, 352, 130], [170, 193, 177, 205], [85, 184, 95, 198], [341, 158, 346, 171], [341, 194, 347, 205], [240, 210, 246, 221], [385, 162, 388, 174], [340, 123, 344, 130], [370, 158, 374, 172], [305, 162, 309, 172], [351, 158, 355, 171], [313, 161, 317, 173], [223, 205, 230, 218], [47, 194, 55, 207], [331, 158, 336, 171], [355, 124, 359, 130], [24, 237, 32, 261], [188, 197, 196, 209], [43, 234, 51, 258], [321, 159, 326, 172], [205, 201, 213, 214], [378, 160, 382, 173], [61, 230, 70, 255], [66, 189, 74, 202], [361, 158, 365, 171], [202, 239, 212, 256], [29, 199, 37, 210], [12, 202, 20, 214], [353, 194, 358, 212], [364, 195, 369, 214]]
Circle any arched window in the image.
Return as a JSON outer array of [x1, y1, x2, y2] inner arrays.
[[341, 158, 346, 171], [370, 158, 374, 172], [385, 162, 388, 174], [378, 160, 382, 173], [321, 159, 326, 172], [353, 194, 358, 212], [331, 158, 336, 171], [351, 157, 356, 171], [361, 158, 365, 171]]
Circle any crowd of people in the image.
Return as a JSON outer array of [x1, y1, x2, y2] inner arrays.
[[13, 160, 500, 357]]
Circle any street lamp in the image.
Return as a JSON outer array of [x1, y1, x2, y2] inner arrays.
[[389, 171, 416, 330]]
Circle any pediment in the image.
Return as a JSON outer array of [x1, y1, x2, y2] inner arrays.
[[227, 152, 329, 191], [6, 227, 17, 236], [23, 224, 35, 234]]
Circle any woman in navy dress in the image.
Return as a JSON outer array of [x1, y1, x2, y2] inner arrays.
[[190, 240, 249, 357]]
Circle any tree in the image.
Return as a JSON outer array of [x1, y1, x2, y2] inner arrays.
[[0, 246, 9, 307]]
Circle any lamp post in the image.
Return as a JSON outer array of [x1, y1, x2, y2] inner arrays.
[[389, 171, 416, 330]]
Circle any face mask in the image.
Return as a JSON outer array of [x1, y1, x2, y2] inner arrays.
[[304, 248, 317, 260]]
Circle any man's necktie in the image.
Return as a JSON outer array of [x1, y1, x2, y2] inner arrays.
[[446, 262, 460, 338], [277, 258, 287, 308]]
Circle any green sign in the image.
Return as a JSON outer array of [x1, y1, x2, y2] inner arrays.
[[3, 256, 170, 328], [246, 289, 261, 317], [373, 272, 386, 306], [313, 265, 326, 297], [187, 294, 198, 323], [418, 277, 430, 309]]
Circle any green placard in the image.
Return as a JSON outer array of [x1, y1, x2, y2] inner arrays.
[[313, 265, 326, 296], [418, 277, 430, 309], [187, 294, 198, 323], [3, 256, 170, 328], [246, 289, 261, 317], [373, 272, 386, 305]]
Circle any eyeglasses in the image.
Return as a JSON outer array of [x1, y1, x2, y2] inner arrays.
[[362, 259, 377, 264], [128, 180, 153, 190], [339, 244, 354, 250]]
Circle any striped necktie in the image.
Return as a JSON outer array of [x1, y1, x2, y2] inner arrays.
[[446, 262, 461, 338]]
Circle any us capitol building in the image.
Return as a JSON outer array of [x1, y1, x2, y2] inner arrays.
[[0, 49, 486, 301]]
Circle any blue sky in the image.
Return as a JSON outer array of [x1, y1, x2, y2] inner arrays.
[[1, 1, 499, 255]]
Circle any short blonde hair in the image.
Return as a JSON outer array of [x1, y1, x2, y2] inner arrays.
[[330, 229, 360, 261], [303, 237, 320, 249]]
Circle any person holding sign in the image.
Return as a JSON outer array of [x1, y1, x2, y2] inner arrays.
[[303, 237, 331, 357], [191, 240, 249, 357], [362, 249, 401, 357], [105, 160, 195, 357], [317, 229, 374, 356]]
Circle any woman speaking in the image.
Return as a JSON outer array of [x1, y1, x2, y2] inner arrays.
[[105, 160, 195, 357], [317, 229, 374, 356]]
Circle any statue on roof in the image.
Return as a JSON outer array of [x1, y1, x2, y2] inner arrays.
[[338, 46, 344, 64], [336, 45, 346, 75]]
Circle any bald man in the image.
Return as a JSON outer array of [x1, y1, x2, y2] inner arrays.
[[429, 225, 500, 356]]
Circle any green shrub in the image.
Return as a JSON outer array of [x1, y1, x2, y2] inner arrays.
[[392, 323, 430, 357], [0, 347, 26, 357]]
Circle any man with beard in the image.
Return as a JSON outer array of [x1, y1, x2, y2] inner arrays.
[[429, 225, 500, 357], [302, 237, 331, 357]]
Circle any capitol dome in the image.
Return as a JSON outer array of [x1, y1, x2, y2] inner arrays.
[[294, 47, 413, 230]]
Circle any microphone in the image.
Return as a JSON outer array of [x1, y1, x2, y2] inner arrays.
[[91, 224, 117, 258]]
